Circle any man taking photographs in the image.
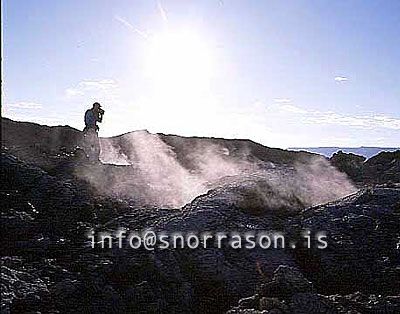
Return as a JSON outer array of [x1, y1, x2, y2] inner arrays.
[[83, 102, 104, 161]]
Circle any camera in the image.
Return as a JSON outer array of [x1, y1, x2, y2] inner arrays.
[[99, 108, 105, 115]]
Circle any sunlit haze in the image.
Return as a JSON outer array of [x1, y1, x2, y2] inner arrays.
[[3, 0, 400, 147]]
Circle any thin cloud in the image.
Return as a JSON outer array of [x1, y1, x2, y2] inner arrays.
[[65, 79, 118, 98], [66, 88, 85, 97], [79, 79, 117, 90], [334, 76, 348, 82], [280, 104, 307, 114], [273, 98, 292, 104], [157, 1, 168, 22], [306, 114, 400, 130], [7, 102, 43, 109], [278, 104, 400, 130], [114, 15, 150, 40]]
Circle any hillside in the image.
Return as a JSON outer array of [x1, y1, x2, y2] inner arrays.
[[2, 117, 317, 167], [1, 117, 400, 313], [330, 150, 400, 185], [3, 117, 350, 207]]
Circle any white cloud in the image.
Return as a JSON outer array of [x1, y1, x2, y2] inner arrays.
[[6, 102, 43, 109], [65, 88, 85, 97], [280, 104, 308, 114], [78, 79, 117, 90], [273, 98, 292, 103], [334, 76, 348, 82], [277, 103, 400, 130], [65, 79, 118, 98], [272, 99, 309, 114]]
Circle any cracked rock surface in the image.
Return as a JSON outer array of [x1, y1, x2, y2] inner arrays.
[[1, 118, 399, 313]]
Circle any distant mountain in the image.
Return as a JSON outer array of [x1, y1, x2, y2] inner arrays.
[[288, 147, 399, 159]]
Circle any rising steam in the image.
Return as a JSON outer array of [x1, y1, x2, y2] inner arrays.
[[77, 131, 357, 209]]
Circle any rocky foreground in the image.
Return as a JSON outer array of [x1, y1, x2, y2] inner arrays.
[[1, 118, 400, 313]]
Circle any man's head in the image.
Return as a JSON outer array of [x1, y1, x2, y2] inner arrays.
[[92, 102, 101, 110]]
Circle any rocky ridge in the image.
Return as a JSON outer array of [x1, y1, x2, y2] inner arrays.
[[1, 118, 400, 313]]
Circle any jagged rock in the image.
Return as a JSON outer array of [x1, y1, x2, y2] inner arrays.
[[289, 292, 338, 314], [227, 271, 400, 314], [363, 150, 400, 184], [227, 309, 268, 314], [260, 265, 313, 298], [51, 278, 78, 296], [330, 151, 366, 183], [297, 188, 400, 295], [259, 297, 288, 312], [238, 295, 261, 309], [1, 118, 400, 313], [1, 257, 53, 314], [2, 152, 400, 313], [189, 177, 305, 216], [329, 292, 400, 313], [330, 150, 400, 185]]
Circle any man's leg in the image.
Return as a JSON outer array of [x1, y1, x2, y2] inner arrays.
[[86, 129, 100, 161], [82, 130, 90, 158], [93, 132, 101, 161]]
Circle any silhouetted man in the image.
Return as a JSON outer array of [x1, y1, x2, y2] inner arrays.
[[83, 102, 104, 161]]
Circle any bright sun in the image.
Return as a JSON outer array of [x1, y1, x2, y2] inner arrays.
[[145, 29, 213, 98]]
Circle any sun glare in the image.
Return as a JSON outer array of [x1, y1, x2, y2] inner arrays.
[[145, 29, 213, 97]]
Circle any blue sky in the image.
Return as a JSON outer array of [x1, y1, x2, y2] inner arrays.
[[2, 0, 400, 147]]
